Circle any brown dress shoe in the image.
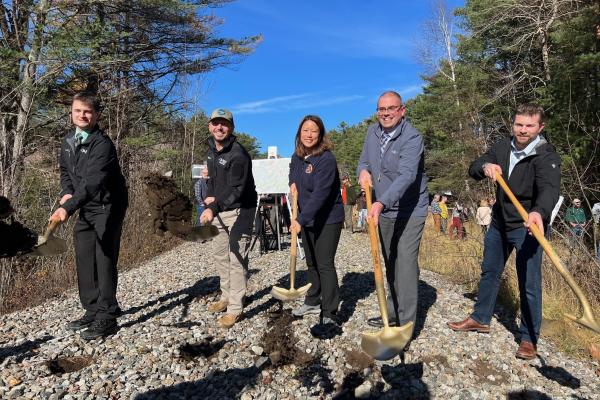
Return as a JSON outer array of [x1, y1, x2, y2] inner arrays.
[[208, 300, 228, 313], [218, 313, 241, 329], [447, 317, 491, 333], [515, 341, 537, 360]]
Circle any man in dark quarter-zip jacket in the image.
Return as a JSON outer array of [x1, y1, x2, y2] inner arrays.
[[51, 92, 128, 341], [448, 103, 561, 361], [199, 108, 257, 329]]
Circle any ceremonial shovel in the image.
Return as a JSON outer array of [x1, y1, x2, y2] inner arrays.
[[496, 174, 600, 334], [179, 223, 220, 241], [27, 216, 67, 257], [271, 193, 311, 301], [360, 183, 413, 360]]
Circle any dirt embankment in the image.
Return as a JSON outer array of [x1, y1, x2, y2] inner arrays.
[[0, 196, 37, 258], [142, 173, 194, 238]]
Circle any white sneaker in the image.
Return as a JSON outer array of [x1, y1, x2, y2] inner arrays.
[[292, 304, 321, 317]]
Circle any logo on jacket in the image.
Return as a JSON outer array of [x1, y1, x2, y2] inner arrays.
[[80, 148, 88, 154], [305, 164, 313, 174], [218, 157, 227, 166]]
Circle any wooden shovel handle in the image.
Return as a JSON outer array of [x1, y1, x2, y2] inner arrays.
[[496, 173, 600, 333], [289, 193, 299, 289], [363, 182, 392, 328]]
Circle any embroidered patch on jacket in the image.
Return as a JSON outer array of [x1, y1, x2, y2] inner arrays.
[[305, 164, 313, 174], [218, 158, 227, 166]]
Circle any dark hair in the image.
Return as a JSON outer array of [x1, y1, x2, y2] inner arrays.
[[72, 91, 101, 112], [294, 115, 332, 158], [515, 103, 544, 124]]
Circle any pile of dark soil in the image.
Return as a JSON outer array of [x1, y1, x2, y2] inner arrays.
[[0, 196, 37, 258], [142, 174, 193, 237], [344, 349, 374, 371], [46, 356, 93, 374], [261, 310, 314, 367]]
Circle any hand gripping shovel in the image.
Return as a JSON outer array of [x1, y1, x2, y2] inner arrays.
[[496, 174, 600, 334], [360, 183, 414, 360], [27, 216, 67, 257], [271, 193, 311, 301]]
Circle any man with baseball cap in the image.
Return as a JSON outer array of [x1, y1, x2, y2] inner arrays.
[[565, 198, 587, 244], [200, 108, 257, 328]]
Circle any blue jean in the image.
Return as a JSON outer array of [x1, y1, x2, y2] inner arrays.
[[471, 224, 543, 344], [196, 205, 205, 226]]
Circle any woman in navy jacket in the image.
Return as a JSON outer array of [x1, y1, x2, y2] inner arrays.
[[289, 115, 344, 326]]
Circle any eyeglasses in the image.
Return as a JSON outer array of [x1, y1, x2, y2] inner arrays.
[[376, 105, 402, 114]]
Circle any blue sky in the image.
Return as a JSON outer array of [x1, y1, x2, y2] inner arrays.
[[191, 0, 465, 157]]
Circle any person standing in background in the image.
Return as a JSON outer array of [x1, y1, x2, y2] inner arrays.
[[565, 198, 587, 244], [439, 195, 449, 233], [476, 199, 492, 235], [194, 167, 209, 226], [431, 194, 442, 233], [341, 175, 357, 232]]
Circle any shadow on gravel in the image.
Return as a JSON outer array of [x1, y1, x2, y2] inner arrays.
[[119, 276, 219, 329], [381, 362, 430, 399], [135, 365, 264, 400], [506, 390, 552, 400], [535, 359, 581, 389], [338, 272, 374, 325], [414, 280, 437, 340], [296, 359, 335, 396], [243, 270, 309, 321], [179, 337, 228, 361], [0, 335, 53, 363]]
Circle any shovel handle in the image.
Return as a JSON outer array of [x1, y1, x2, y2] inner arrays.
[[289, 193, 299, 290], [496, 173, 600, 333], [363, 182, 392, 329], [41, 216, 62, 241]]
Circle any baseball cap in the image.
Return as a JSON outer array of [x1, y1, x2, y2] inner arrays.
[[209, 108, 234, 126]]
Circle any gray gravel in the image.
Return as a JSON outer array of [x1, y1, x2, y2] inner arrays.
[[1, 230, 598, 399]]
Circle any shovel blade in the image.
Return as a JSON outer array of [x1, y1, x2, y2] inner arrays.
[[179, 225, 220, 241], [270, 283, 312, 302], [27, 235, 67, 257], [360, 322, 414, 361]]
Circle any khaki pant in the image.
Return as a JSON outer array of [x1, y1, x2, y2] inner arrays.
[[213, 207, 255, 315], [433, 214, 441, 233]]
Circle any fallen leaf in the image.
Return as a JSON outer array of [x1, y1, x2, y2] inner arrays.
[[7, 376, 21, 387]]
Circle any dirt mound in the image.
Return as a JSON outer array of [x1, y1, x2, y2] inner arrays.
[[46, 356, 93, 374], [0, 196, 37, 258], [261, 310, 314, 367], [344, 349, 373, 371], [142, 173, 193, 237]]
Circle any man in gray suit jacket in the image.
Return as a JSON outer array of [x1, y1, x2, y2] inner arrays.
[[357, 91, 429, 337]]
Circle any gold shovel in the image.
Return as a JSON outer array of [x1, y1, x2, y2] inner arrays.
[[27, 216, 67, 257], [178, 223, 220, 241], [496, 174, 600, 334], [271, 193, 311, 301], [360, 183, 414, 360]]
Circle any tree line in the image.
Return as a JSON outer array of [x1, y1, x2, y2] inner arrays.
[[330, 0, 598, 209]]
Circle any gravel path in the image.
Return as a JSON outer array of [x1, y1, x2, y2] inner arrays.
[[1, 230, 598, 399]]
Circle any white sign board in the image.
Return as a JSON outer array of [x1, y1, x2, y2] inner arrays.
[[268, 146, 278, 159], [191, 164, 206, 179], [550, 195, 564, 226], [252, 158, 291, 194]]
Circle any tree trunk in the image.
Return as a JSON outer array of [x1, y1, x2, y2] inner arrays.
[[8, 0, 50, 198]]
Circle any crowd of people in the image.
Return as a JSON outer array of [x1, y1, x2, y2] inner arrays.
[[45, 89, 596, 363]]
